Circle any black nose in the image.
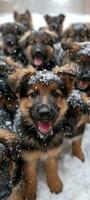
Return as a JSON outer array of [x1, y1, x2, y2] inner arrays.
[[0, 182, 12, 200], [35, 48, 42, 56], [38, 105, 51, 118], [32, 45, 44, 58], [36, 104, 57, 120]]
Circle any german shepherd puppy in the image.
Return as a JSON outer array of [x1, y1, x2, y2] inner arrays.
[[61, 22, 90, 46], [0, 128, 21, 200], [44, 14, 65, 40], [61, 41, 90, 77], [61, 42, 90, 98], [11, 67, 88, 200], [19, 30, 57, 70], [0, 23, 28, 64], [14, 10, 33, 31], [53, 66, 89, 160]]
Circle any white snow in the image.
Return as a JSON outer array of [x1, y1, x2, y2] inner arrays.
[[1, 12, 90, 30], [0, 12, 90, 200], [37, 124, 90, 200]]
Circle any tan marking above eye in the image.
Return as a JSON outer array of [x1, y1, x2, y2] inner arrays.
[[51, 89, 62, 98], [27, 88, 40, 98]]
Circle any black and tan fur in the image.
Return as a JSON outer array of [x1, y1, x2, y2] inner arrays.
[[14, 10, 33, 31], [0, 128, 21, 200], [44, 14, 65, 40], [19, 30, 57, 70], [8, 67, 88, 200], [61, 22, 90, 46], [0, 22, 28, 64], [54, 66, 89, 160]]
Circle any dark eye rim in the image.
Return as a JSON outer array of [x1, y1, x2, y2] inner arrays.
[[28, 90, 40, 98], [51, 90, 61, 98]]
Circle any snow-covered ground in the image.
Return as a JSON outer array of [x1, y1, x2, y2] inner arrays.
[[0, 13, 90, 200], [37, 124, 90, 200]]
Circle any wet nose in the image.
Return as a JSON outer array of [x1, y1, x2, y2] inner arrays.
[[35, 48, 42, 54], [37, 105, 51, 119]]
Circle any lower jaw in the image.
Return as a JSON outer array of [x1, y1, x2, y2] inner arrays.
[[37, 129, 53, 140]]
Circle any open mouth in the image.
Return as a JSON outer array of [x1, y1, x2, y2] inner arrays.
[[33, 57, 43, 67], [36, 121, 53, 138], [77, 80, 88, 90], [5, 46, 16, 53]]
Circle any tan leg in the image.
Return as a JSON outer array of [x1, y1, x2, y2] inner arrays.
[[72, 136, 84, 161], [44, 157, 63, 194], [23, 160, 37, 200]]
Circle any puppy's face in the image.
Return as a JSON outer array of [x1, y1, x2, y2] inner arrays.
[[62, 23, 88, 46], [44, 14, 65, 37], [3, 34, 19, 56], [20, 31, 55, 70], [1, 23, 27, 57], [14, 10, 32, 30], [19, 71, 68, 140]]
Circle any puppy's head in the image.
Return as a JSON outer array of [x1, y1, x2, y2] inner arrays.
[[62, 23, 88, 45], [14, 10, 32, 30], [0, 129, 21, 200], [17, 70, 70, 141], [64, 42, 90, 96], [19, 30, 56, 70], [44, 14, 65, 38], [1, 22, 27, 57]]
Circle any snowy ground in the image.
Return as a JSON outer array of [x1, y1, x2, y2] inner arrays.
[[37, 124, 90, 200], [0, 13, 90, 200]]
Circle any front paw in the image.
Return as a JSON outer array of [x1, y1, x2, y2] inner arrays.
[[73, 150, 85, 162], [24, 193, 36, 200], [49, 177, 63, 194]]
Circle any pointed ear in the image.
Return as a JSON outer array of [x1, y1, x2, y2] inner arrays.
[[53, 64, 77, 93], [25, 10, 31, 19], [58, 14, 65, 23], [44, 14, 52, 24], [8, 66, 36, 92], [14, 11, 19, 21]]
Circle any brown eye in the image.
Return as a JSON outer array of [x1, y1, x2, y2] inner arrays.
[[28, 90, 39, 98], [51, 90, 61, 98]]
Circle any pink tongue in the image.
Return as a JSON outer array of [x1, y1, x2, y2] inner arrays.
[[34, 57, 43, 66], [79, 81, 88, 90], [38, 121, 51, 134]]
